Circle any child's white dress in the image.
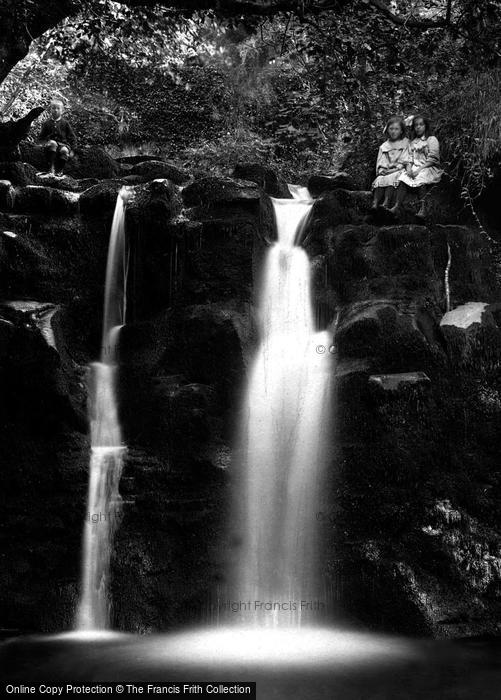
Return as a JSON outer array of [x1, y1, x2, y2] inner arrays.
[[399, 135, 443, 187], [372, 138, 410, 188]]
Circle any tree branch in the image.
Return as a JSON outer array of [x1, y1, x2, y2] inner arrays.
[[446, 0, 452, 24], [367, 0, 450, 29]]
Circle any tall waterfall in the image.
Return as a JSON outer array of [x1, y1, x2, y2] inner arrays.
[[76, 189, 130, 631], [234, 188, 333, 627]]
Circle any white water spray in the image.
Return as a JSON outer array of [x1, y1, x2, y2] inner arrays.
[[234, 188, 333, 626], [287, 184, 311, 201], [77, 189, 130, 630]]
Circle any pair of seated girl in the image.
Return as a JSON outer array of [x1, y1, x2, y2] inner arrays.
[[372, 114, 443, 219]]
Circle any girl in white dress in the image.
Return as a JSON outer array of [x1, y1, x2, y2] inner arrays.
[[371, 116, 410, 211], [388, 115, 443, 219]]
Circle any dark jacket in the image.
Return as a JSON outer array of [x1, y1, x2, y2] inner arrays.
[[40, 118, 77, 150]]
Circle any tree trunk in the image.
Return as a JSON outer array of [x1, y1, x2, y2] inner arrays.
[[0, 107, 44, 160], [0, 0, 80, 86]]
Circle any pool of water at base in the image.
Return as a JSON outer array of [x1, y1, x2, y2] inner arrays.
[[1, 626, 500, 699]]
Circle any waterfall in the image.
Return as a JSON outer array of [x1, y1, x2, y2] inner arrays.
[[287, 184, 311, 201], [233, 190, 333, 627], [76, 189, 130, 631]]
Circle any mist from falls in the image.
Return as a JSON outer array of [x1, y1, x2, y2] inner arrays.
[[76, 189, 130, 631], [233, 186, 333, 627]]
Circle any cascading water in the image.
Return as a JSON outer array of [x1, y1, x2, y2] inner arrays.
[[288, 184, 311, 201], [233, 187, 333, 627], [76, 188, 130, 631]]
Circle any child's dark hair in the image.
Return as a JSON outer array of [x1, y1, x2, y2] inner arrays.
[[410, 114, 432, 139], [383, 115, 406, 139]]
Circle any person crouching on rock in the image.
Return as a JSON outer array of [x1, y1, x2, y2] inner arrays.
[[39, 98, 77, 177], [390, 115, 443, 219], [371, 116, 410, 212]]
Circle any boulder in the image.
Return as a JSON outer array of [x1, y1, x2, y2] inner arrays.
[[305, 181, 467, 235], [69, 146, 122, 180], [121, 174, 153, 185], [79, 179, 126, 219], [232, 163, 291, 198], [307, 224, 439, 306], [439, 301, 501, 368], [182, 176, 261, 208], [308, 172, 357, 196], [306, 190, 372, 241], [119, 314, 171, 372], [117, 155, 163, 164], [34, 173, 99, 193], [128, 160, 190, 185], [0, 180, 14, 210], [335, 300, 442, 373], [164, 302, 248, 411], [12, 186, 79, 216], [19, 142, 121, 180], [0, 302, 85, 426], [126, 178, 182, 232], [0, 161, 38, 187]]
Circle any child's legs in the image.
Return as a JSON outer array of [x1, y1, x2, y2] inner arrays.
[[382, 186, 394, 207], [56, 144, 71, 172], [57, 144, 70, 160], [388, 182, 408, 212], [372, 186, 385, 208], [417, 185, 428, 202], [416, 185, 428, 217], [44, 140, 58, 170]]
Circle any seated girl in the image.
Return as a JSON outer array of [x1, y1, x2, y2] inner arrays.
[[389, 115, 443, 219], [371, 116, 410, 211]]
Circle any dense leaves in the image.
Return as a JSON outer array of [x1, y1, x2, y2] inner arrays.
[[0, 0, 499, 194]]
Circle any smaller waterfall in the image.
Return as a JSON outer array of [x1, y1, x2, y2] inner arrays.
[[76, 189, 130, 631]]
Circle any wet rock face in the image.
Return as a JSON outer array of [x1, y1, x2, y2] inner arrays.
[[0, 304, 88, 632], [314, 214, 501, 637], [1, 154, 500, 637], [306, 182, 466, 231], [232, 163, 291, 199]]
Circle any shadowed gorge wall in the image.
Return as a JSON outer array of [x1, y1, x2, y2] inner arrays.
[[0, 149, 500, 636]]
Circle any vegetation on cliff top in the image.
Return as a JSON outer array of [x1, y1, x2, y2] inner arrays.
[[0, 0, 499, 195]]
